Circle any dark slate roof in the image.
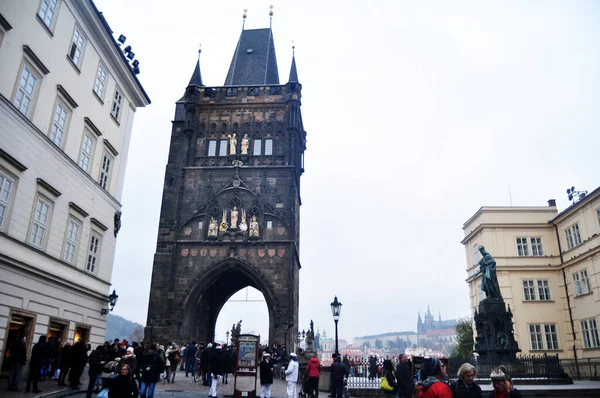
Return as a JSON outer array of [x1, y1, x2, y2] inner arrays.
[[188, 56, 203, 87], [224, 28, 280, 85], [288, 55, 298, 82]]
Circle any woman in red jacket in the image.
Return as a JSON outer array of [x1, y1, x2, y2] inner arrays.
[[305, 354, 321, 398], [420, 357, 452, 398]]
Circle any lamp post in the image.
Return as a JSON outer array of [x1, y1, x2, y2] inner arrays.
[[100, 290, 119, 315], [226, 330, 230, 345], [330, 296, 342, 355]]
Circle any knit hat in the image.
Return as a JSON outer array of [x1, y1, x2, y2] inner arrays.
[[126, 347, 134, 354], [290, 353, 297, 358]]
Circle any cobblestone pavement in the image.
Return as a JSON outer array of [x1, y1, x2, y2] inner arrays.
[[155, 369, 291, 397]]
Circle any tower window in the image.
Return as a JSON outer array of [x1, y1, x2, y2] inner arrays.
[[207, 140, 216, 157], [265, 139, 273, 155], [253, 139, 262, 156], [219, 140, 228, 156]]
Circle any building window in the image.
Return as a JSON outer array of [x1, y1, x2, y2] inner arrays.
[[581, 318, 600, 348], [99, 152, 112, 190], [529, 324, 559, 350], [49, 101, 69, 148], [516, 237, 529, 256], [530, 237, 544, 256], [473, 244, 482, 264], [565, 223, 582, 249], [573, 269, 590, 296], [110, 88, 123, 121], [86, 233, 101, 273], [596, 208, 600, 228], [93, 62, 107, 99], [15, 64, 39, 117], [68, 25, 85, 68], [265, 139, 273, 155], [522, 280, 536, 301], [38, 0, 58, 30], [63, 218, 81, 263], [537, 280, 551, 301], [207, 140, 217, 157], [30, 197, 51, 248], [0, 171, 15, 231], [267, 220, 273, 229], [219, 139, 228, 157], [78, 133, 95, 172], [253, 139, 262, 156]]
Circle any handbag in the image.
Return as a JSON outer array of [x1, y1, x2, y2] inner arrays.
[[380, 376, 394, 392]]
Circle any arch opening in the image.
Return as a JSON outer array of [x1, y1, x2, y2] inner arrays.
[[215, 287, 269, 343]]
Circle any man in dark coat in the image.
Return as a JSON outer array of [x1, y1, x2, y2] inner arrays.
[[8, 336, 27, 391], [201, 343, 213, 386], [330, 354, 348, 398], [26, 335, 46, 393], [140, 344, 165, 398], [86, 345, 108, 398], [58, 341, 72, 386], [222, 345, 235, 384], [185, 341, 198, 377], [210, 345, 224, 398], [259, 352, 274, 398], [394, 354, 415, 398], [69, 340, 88, 389]]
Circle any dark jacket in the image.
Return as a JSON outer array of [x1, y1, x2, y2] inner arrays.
[[450, 378, 482, 398], [141, 351, 165, 384], [10, 339, 27, 364], [59, 344, 72, 368], [70, 341, 88, 371], [109, 374, 139, 398], [29, 336, 47, 369], [223, 348, 235, 373], [201, 347, 212, 372], [259, 358, 274, 385], [330, 359, 348, 381], [211, 348, 223, 375], [488, 388, 522, 398], [395, 361, 415, 395], [88, 348, 107, 374], [186, 344, 198, 360]]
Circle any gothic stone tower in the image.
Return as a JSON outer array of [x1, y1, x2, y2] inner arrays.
[[146, 25, 306, 346]]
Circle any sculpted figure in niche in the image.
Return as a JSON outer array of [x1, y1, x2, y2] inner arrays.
[[230, 206, 239, 229], [229, 133, 237, 155], [208, 216, 218, 237], [239, 208, 248, 231], [241, 134, 250, 155], [220, 208, 229, 231], [249, 215, 259, 238]]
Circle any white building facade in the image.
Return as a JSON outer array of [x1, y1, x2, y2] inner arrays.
[[0, 0, 149, 372]]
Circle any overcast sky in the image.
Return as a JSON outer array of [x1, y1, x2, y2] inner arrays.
[[96, 0, 600, 343]]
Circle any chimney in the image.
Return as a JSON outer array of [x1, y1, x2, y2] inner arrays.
[[548, 199, 556, 207]]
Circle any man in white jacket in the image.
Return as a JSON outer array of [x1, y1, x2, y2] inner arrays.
[[285, 353, 299, 398]]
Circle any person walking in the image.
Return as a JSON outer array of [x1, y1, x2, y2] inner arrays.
[[259, 352, 274, 398], [284, 352, 299, 398], [306, 353, 321, 398], [179, 344, 187, 371], [26, 335, 46, 393], [382, 359, 398, 398], [166, 343, 180, 383], [395, 354, 415, 398], [330, 354, 348, 398], [86, 345, 107, 398], [450, 363, 482, 398], [185, 341, 198, 377], [201, 343, 213, 386], [57, 341, 72, 386], [420, 357, 452, 398], [69, 339, 88, 390], [119, 347, 138, 378], [8, 336, 27, 391], [109, 364, 139, 398], [140, 344, 165, 398], [210, 345, 224, 398]]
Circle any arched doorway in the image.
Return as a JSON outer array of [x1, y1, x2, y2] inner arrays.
[[215, 287, 269, 343]]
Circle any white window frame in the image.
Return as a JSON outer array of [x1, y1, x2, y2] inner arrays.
[[29, 196, 52, 249], [537, 280, 551, 301], [110, 87, 123, 122], [14, 62, 41, 117], [67, 24, 86, 68], [86, 232, 101, 273], [529, 323, 559, 350], [218, 139, 228, 157], [529, 324, 543, 350], [62, 217, 82, 264], [49, 99, 71, 148], [544, 324, 559, 350], [565, 223, 582, 249], [267, 220, 273, 229], [99, 151, 113, 190], [265, 138, 273, 155], [207, 140, 217, 157], [522, 280, 536, 301], [93, 61, 107, 100], [530, 237, 544, 256], [37, 0, 59, 31], [573, 269, 590, 296], [516, 237, 529, 256], [0, 170, 16, 231], [253, 139, 262, 156], [78, 131, 95, 172], [581, 318, 600, 348]]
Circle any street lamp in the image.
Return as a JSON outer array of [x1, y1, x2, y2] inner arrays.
[[226, 330, 230, 345], [100, 290, 119, 315], [330, 296, 342, 355]]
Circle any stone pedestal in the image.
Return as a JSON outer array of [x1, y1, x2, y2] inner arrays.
[[474, 298, 520, 363]]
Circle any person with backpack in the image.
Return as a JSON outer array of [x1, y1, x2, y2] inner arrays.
[[166, 343, 180, 383], [140, 344, 165, 398]]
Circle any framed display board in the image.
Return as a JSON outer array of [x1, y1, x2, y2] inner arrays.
[[234, 334, 259, 398]]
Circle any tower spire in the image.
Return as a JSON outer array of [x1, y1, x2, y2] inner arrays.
[[288, 43, 298, 83], [242, 9, 247, 30], [269, 5, 273, 29], [188, 46, 203, 87]]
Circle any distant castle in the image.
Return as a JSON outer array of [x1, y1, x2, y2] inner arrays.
[[417, 305, 457, 333]]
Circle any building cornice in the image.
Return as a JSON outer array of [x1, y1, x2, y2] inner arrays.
[[57, 85, 79, 108], [0, 148, 27, 171], [0, 13, 13, 31], [37, 178, 62, 197], [1, 94, 122, 208], [461, 222, 553, 245], [72, 0, 150, 106], [23, 45, 50, 75], [463, 206, 557, 230], [69, 202, 89, 218], [560, 244, 600, 268], [91, 218, 108, 232], [84, 117, 103, 136], [102, 139, 119, 156]]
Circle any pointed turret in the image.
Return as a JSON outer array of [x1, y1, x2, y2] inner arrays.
[[188, 49, 204, 87], [288, 47, 299, 83], [224, 25, 279, 85]]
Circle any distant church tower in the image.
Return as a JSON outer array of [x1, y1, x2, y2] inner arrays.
[[146, 11, 307, 345]]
